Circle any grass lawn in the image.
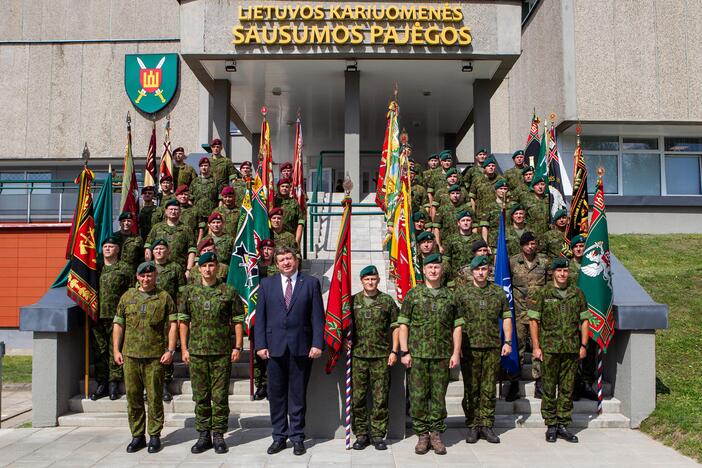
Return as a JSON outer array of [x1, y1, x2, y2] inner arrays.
[[611, 234, 702, 462], [2, 356, 32, 384]]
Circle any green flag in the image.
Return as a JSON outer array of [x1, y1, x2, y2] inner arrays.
[[534, 126, 548, 183], [577, 174, 615, 352], [51, 173, 113, 288], [227, 186, 270, 334]]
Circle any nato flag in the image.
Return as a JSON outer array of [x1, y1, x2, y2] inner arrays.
[[495, 209, 520, 375]]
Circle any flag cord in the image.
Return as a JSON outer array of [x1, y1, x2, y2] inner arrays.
[[597, 347, 603, 414], [344, 328, 352, 450]]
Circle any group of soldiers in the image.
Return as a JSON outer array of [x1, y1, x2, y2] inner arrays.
[[95, 141, 597, 455]]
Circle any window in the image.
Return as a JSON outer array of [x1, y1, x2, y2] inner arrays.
[[581, 136, 619, 151], [622, 153, 660, 195], [665, 137, 702, 152], [665, 156, 701, 195], [623, 138, 658, 150]]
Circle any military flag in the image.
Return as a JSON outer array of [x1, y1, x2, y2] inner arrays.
[[291, 115, 306, 213], [566, 131, 590, 246], [375, 99, 401, 213], [144, 122, 157, 187], [534, 126, 548, 184], [545, 122, 568, 222], [258, 106, 275, 212], [120, 113, 140, 234], [159, 116, 173, 180], [388, 151, 417, 302], [524, 112, 541, 167], [495, 210, 520, 375], [324, 196, 352, 373], [66, 168, 99, 321]]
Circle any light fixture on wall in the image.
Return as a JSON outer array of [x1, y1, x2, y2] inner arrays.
[[346, 59, 358, 72], [225, 60, 237, 72], [272, 87, 282, 96], [461, 60, 473, 73]]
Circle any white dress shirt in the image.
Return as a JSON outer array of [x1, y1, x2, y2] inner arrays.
[[280, 270, 299, 294]]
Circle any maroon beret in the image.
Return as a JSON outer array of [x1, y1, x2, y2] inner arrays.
[[221, 186, 235, 196], [280, 161, 293, 171], [211, 138, 223, 146], [259, 238, 275, 249], [269, 207, 283, 218], [240, 161, 252, 168], [197, 237, 215, 252], [173, 147, 185, 154], [160, 175, 173, 182], [175, 184, 190, 195], [277, 177, 291, 187], [198, 157, 211, 166], [207, 212, 223, 223]]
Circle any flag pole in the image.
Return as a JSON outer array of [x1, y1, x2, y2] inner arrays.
[[596, 165, 606, 415], [249, 332, 255, 401], [81, 144, 91, 400], [342, 178, 353, 450]]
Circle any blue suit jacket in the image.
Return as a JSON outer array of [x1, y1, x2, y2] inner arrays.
[[254, 272, 325, 357]]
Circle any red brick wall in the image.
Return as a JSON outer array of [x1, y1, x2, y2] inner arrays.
[[0, 224, 70, 327]]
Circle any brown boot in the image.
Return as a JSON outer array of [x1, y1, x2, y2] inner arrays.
[[430, 431, 447, 455], [414, 433, 431, 455]]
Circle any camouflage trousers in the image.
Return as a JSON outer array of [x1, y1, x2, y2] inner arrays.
[[541, 352, 578, 426], [92, 318, 123, 383], [510, 312, 541, 381], [190, 354, 231, 433], [124, 356, 164, 437], [460, 346, 499, 427], [255, 353, 268, 389], [351, 357, 390, 438], [576, 341, 597, 388], [408, 358, 450, 434]]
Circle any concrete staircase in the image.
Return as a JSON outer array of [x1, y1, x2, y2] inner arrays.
[[58, 193, 630, 430]]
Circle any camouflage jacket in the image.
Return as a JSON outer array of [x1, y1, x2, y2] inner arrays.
[[155, 260, 185, 307], [188, 261, 230, 285], [190, 175, 219, 221], [114, 231, 144, 272], [98, 262, 132, 319], [259, 261, 279, 278], [273, 230, 297, 251], [434, 200, 471, 240], [568, 257, 582, 284], [528, 283, 591, 354], [503, 166, 525, 191], [145, 221, 196, 268], [211, 155, 239, 192], [178, 280, 245, 355], [509, 252, 550, 316], [411, 183, 428, 214], [462, 164, 483, 195], [173, 164, 196, 189], [505, 225, 526, 257], [397, 284, 464, 359], [351, 292, 399, 359], [443, 231, 483, 278], [538, 227, 567, 259], [471, 174, 500, 218], [454, 282, 511, 349], [522, 192, 550, 236], [201, 233, 234, 261], [113, 287, 176, 358], [479, 200, 509, 248], [139, 204, 157, 240], [213, 204, 240, 236], [231, 179, 249, 208], [276, 196, 305, 234]]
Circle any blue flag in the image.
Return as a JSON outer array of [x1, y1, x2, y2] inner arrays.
[[495, 210, 520, 375]]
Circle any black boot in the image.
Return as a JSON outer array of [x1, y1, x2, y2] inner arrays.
[[126, 436, 146, 453], [108, 381, 120, 400], [465, 427, 479, 444], [191, 430, 213, 453], [545, 425, 557, 443], [480, 426, 500, 444], [90, 381, 108, 401], [533, 379, 543, 399], [213, 432, 228, 454], [352, 435, 370, 450], [253, 387, 268, 400], [505, 381, 520, 402], [162, 382, 172, 402], [372, 437, 387, 450], [147, 435, 161, 453], [557, 425, 578, 443], [581, 384, 599, 401]]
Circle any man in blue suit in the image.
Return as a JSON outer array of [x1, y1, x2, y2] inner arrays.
[[255, 246, 324, 455]]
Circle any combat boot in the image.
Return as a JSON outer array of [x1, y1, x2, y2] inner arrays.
[[162, 382, 172, 402], [371, 437, 387, 450], [545, 425, 557, 442], [533, 379, 543, 399], [430, 431, 446, 455], [108, 381, 120, 400], [253, 387, 268, 400], [414, 433, 431, 455], [147, 435, 161, 453], [212, 432, 228, 453], [126, 435, 146, 453], [90, 381, 108, 401], [191, 430, 213, 453], [465, 426, 479, 444], [505, 381, 520, 402], [352, 435, 370, 450], [556, 425, 578, 443], [480, 426, 500, 444]]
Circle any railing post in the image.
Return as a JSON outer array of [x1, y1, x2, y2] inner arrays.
[[26, 182, 32, 223], [0, 341, 5, 429]]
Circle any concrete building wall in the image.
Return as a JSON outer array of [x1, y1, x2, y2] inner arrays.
[[0, 0, 203, 162]]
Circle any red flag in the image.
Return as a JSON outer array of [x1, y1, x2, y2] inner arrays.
[[566, 132, 590, 244], [119, 114, 140, 234], [258, 106, 275, 212], [144, 122, 157, 187], [159, 117, 173, 180], [66, 168, 99, 321], [324, 197, 352, 373], [291, 116, 306, 213]]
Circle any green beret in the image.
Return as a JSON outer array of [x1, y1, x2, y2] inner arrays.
[[571, 234, 586, 246], [427, 153, 439, 161], [416, 231, 434, 242], [510, 203, 525, 216], [471, 239, 488, 252], [521, 165, 535, 175], [359, 265, 379, 278], [102, 235, 121, 246], [470, 255, 489, 269], [151, 238, 168, 248], [422, 253, 442, 266], [494, 178, 508, 189], [447, 183, 462, 193], [136, 261, 156, 275], [554, 208, 568, 220], [412, 212, 426, 221], [198, 251, 217, 266], [530, 174, 547, 187], [482, 155, 497, 168], [118, 212, 132, 221], [164, 199, 179, 208], [455, 209, 473, 221], [476, 148, 488, 155], [512, 150, 525, 159], [444, 167, 458, 178], [439, 150, 453, 161], [551, 256, 570, 270]]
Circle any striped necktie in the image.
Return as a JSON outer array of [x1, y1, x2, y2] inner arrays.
[[284, 277, 293, 309]]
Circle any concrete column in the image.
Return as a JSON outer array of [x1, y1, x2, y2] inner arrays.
[[251, 132, 260, 165], [212, 79, 231, 156], [198, 82, 213, 147], [344, 70, 360, 201], [473, 79, 492, 153]]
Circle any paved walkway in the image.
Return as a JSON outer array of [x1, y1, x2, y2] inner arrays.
[[0, 426, 697, 467], [1, 388, 32, 428]]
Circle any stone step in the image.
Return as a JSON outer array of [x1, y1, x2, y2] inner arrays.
[[445, 413, 631, 429]]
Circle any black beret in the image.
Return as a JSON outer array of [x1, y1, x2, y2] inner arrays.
[[520, 231, 536, 246]]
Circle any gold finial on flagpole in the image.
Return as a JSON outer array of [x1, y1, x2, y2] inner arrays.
[[82, 142, 90, 168]]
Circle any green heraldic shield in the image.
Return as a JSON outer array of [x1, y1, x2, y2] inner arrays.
[[125, 54, 179, 114]]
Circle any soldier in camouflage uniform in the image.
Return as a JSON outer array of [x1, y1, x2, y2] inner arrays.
[[91, 235, 132, 401], [350, 265, 400, 451], [512, 166, 535, 206], [152, 238, 186, 401], [278, 161, 293, 187], [113, 261, 178, 454], [198, 212, 234, 261], [231, 161, 253, 204], [421, 153, 440, 190], [479, 178, 511, 252], [172, 147, 196, 189], [434, 184, 471, 253], [470, 155, 500, 218], [462, 148, 488, 195], [416, 232, 450, 282], [269, 207, 297, 250], [145, 199, 197, 272], [213, 186, 240, 235], [433, 168, 467, 205], [398, 254, 463, 455], [190, 157, 220, 225], [529, 256, 591, 443], [114, 212, 144, 274], [179, 252, 245, 454], [209, 138, 240, 193], [539, 209, 568, 259], [503, 150, 528, 190], [150, 184, 198, 232], [188, 238, 230, 284], [507, 231, 550, 401], [275, 178, 305, 245], [506, 204, 528, 256], [139, 186, 158, 241], [156, 175, 175, 209], [443, 210, 482, 279], [409, 157, 425, 188], [454, 255, 513, 444], [412, 211, 429, 234], [523, 175, 550, 237], [410, 168, 427, 214]]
